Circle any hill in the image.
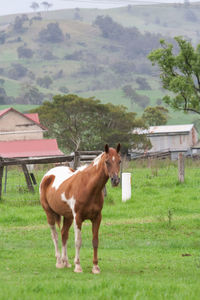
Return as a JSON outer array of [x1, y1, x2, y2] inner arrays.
[[1, 2, 200, 126]]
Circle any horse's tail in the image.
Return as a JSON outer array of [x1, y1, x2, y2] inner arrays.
[[40, 175, 61, 228]]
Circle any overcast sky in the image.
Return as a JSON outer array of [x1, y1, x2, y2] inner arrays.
[[0, 0, 199, 17]]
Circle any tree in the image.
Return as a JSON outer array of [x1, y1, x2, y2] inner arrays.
[[122, 85, 150, 110], [136, 77, 151, 90], [31, 94, 150, 152], [0, 31, 6, 44], [36, 76, 52, 88], [41, 1, 52, 11], [30, 2, 39, 12], [17, 84, 44, 105], [148, 37, 200, 115], [17, 46, 34, 59], [0, 87, 7, 104], [13, 15, 28, 33], [8, 64, 28, 79], [38, 23, 64, 43], [142, 106, 169, 126]]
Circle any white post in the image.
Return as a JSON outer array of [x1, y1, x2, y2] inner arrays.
[[122, 172, 131, 202]]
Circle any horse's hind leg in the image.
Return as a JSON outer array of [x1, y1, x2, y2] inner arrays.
[[45, 210, 63, 268], [74, 216, 83, 273], [61, 217, 73, 268]]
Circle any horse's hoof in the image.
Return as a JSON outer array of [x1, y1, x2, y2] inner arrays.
[[92, 265, 100, 274], [63, 261, 71, 268], [74, 264, 83, 273], [56, 262, 64, 269]]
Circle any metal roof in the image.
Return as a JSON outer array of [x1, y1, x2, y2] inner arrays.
[[134, 124, 195, 135], [148, 124, 194, 134], [24, 113, 40, 124], [0, 139, 63, 158]]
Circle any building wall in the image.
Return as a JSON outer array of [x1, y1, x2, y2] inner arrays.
[[0, 111, 44, 141], [149, 127, 198, 152]]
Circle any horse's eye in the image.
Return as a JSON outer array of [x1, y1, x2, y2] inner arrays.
[[119, 160, 121, 164]]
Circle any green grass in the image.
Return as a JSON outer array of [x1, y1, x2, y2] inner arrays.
[[1, 160, 200, 299]]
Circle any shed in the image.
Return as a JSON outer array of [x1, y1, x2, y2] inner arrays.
[[132, 124, 198, 159]]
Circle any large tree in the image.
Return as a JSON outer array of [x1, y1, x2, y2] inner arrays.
[[142, 106, 169, 126], [148, 37, 200, 115], [32, 94, 150, 152]]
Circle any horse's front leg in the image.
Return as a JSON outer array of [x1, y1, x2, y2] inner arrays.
[[92, 213, 102, 274], [74, 215, 83, 273]]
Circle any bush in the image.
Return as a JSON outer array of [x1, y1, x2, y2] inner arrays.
[[38, 23, 64, 43], [8, 64, 28, 79], [36, 76, 52, 88], [17, 46, 34, 59]]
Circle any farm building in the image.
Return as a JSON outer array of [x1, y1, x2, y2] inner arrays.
[[0, 107, 63, 157], [132, 124, 199, 159]]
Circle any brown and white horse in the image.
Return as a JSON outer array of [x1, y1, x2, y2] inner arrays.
[[40, 144, 121, 274]]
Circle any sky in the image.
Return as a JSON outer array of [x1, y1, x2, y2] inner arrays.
[[0, 0, 200, 16]]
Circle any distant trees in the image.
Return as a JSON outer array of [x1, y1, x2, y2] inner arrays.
[[142, 106, 169, 126], [8, 64, 28, 79], [38, 23, 64, 43], [41, 1, 53, 11], [136, 77, 151, 90], [30, 2, 39, 12], [59, 86, 69, 94], [32, 94, 150, 152], [17, 46, 34, 59], [94, 15, 161, 58], [17, 84, 45, 105], [122, 85, 150, 110], [12, 15, 28, 33], [0, 31, 7, 44], [148, 37, 200, 115], [36, 75, 52, 88], [0, 87, 7, 104]]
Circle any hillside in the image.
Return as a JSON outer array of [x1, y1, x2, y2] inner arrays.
[[1, 2, 200, 125]]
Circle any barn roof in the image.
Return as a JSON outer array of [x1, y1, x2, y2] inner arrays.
[[134, 124, 195, 135], [0, 139, 64, 158], [0, 107, 46, 130]]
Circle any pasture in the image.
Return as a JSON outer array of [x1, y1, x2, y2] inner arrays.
[[0, 159, 200, 299]]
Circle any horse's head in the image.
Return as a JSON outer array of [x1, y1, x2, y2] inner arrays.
[[104, 143, 121, 187]]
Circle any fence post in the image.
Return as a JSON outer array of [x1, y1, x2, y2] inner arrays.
[[73, 151, 80, 170], [22, 164, 34, 192], [122, 172, 131, 202], [178, 152, 185, 183]]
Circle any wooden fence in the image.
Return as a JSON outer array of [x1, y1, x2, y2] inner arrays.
[[0, 150, 102, 199]]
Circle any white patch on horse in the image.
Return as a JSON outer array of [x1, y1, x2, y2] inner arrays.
[[61, 193, 76, 217], [112, 156, 115, 161], [40, 166, 74, 191], [93, 153, 103, 167], [61, 193, 82, 271]]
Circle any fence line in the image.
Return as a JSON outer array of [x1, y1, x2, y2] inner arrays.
[[0, 151, 102, 200]]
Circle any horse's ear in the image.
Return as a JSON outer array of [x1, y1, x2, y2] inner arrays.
[[105, 144, 109, 153], [116, 143, 121, 153]]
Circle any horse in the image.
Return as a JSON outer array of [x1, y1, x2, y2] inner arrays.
[[39, 143, 121, 274]]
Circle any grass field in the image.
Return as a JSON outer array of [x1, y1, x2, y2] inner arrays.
[[1, 159, 200, 299]]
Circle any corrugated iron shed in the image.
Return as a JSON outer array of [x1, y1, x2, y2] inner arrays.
[[134, 124, 195, 135], [0, 139, 63, 158]]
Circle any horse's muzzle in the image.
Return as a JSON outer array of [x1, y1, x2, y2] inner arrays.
[[111, 175, 120, 187]]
